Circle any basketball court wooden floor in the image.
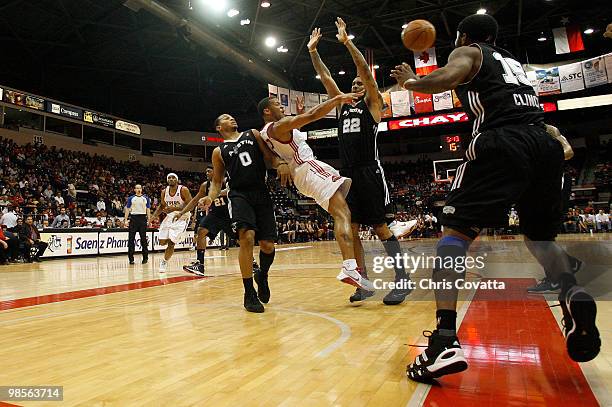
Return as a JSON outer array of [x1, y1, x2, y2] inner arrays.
[[0, 236, 610, 406]]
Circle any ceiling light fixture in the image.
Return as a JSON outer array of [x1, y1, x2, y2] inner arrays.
[[583, 28, 594, 34], [537, 34, 547, 42], [276, 46, 288, 53], [265, 36, 277, 47], [240, 19, 250, 25], [261, 1, 271, 7], [227, 9, 239, 17], [338, 70, 345, 75], [476, 8, 486, 14]]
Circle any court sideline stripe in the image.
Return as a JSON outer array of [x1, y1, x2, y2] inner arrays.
[[0, 275, 204, 311]]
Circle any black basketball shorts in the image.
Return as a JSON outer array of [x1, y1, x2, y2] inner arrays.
[[341, 163, 392, 226], [439, 123, 565, 240], [227, 190, 277, 241], [199, 213, 233, 241]]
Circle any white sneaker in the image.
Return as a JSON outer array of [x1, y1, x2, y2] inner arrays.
[[389, 220, 418, 238], [159, 259, 168, 273], [337, 267, 375, 292]]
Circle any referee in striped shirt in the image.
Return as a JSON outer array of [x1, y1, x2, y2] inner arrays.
[[124, 184, 151, 265]]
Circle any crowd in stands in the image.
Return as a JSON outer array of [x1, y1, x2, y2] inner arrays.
[[1, 135, 610, 263]]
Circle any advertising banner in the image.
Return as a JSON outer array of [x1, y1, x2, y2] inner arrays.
[[304, 92, 320, 111], [4, 90, 45, 111], [268, 84, 278, 98], [98, 231, 154, 254], [535, 68, 561, 95], [558, 62, 585, 93], [432, 90, 453, 111], [84, 111, 115, 128], [388, 112, 469, 130], [390, 90, 411, 117], [582, 56, 608, 88], [289, 90, 305, 115], [380, 92, 392, 119], [319, 93, 336, 118], [46, 101, 83, 120], [40, 231, 100, 258], [278, 87, 290, 112], [115, 120, 141, 135], [412, 91, 433, 114]]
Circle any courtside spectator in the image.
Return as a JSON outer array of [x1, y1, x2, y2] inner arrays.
[[17, 215, 48, 262], [51, 207, 71, 228], [595, 210, 610, 232], [0, 205, 18, 230]]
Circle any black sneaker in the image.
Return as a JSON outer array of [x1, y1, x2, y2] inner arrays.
[[244, 290, 265, 313], [183, 261, 205, 277], [407, 330, 468, 383], [527, 277, 560, 293], [253, 262, 270, 303], [559, 286, 600, 362], [383, 278, 412, 305], [129, 259, 135, 265], [142, 258, 148, 264], [349, 287, 375, 302]]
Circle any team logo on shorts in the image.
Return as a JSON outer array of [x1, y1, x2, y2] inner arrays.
[[443, 205, 456, 215]]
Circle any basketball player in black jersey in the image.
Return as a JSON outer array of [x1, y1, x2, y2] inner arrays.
[[176, 165, 233, 276], [189, 114, 291, 313], [391, 14, 599, 382], [308, 18, 410, 305]]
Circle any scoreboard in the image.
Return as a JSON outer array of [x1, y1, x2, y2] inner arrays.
[[441, 134, 462, 153]]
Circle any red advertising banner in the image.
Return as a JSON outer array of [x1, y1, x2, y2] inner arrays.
[[412, 91, 433, 114], [388, 112, 469, 130]]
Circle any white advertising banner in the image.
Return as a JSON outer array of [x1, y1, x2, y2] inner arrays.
[[432, 90, 453, 111], [41, 231, 100, 257], [582, 56, 608, 88], [98, 231, 154, 254], [558, 62, 585, 93], [390, 90, 411, 117]]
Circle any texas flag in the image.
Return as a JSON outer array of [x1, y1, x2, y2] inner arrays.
[[552, 25, 584, 54], [414, 47, 438, 76]]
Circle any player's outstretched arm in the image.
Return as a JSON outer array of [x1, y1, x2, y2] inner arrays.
[[253, 129, 293, 187], [391, 46, 480, 94], [176, 182, 206, 219], [273, 92, 363, 138], [336, 17, 383, 121], [308, 27, 342, 98]]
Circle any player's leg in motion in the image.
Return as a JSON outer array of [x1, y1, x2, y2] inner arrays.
[[238, 229, 264, 313], [328, 191, 375, 291], [523, 237, 600, 362], [406, 227, 471, 382], [157, 239, 175, 273], [525, 243, 583, 293], [254, 239, 275, 304], [183, 227, 208, 276], [373, 223, 411, 305]]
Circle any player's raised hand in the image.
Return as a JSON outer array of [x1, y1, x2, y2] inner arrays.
[[335, 17, 349, 44], [390, 62, 418, 87], [198, 196, 212, 211], [336, 91, 364, 105], [276, 163, 293, 187], [308, 28, 322, 51]]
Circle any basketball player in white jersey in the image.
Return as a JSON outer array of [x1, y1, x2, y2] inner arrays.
[[150, 173, 192, 272], [258, 93, 375, 292]]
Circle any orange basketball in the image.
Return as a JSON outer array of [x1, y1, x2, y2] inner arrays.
[[401, 20, 436, 52]]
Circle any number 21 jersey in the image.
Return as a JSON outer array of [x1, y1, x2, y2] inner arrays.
[[219, 130, 268, 192]]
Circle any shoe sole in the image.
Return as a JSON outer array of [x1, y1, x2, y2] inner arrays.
[[183, 266, 205, 276], [407, 350, 468, 383], [566, 289, 601, 362], [337, 270, 375, 292], [349, 290, 375, 303]]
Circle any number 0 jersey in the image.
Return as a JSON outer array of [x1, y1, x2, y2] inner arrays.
[[218, 130, 268, 193], [455, 43, 544, 136], [338, 98, 380, 168]]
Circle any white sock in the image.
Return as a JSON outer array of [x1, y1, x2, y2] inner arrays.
[[342, 259, 358, 270]]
